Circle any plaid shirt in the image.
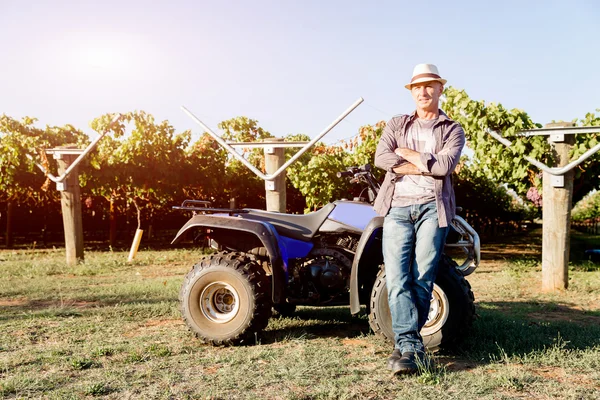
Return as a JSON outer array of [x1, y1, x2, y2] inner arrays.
[[373, 110, 465, 228]]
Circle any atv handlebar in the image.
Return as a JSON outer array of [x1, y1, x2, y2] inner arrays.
[[336, 171, 354, 178], [336, 164, 373, 178], [337, 164, 380, 203]]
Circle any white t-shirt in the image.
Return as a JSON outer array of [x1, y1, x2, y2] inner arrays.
[[391, 118, 437, 207]]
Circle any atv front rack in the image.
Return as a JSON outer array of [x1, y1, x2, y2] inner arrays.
[[173, 200, 249, 214], [445, 215, 480, 276]]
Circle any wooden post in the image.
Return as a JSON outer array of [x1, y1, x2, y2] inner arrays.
[[127, 229, 144, 262], [109, 196, 117, 248], [542, 122, 575, 291], [264, 138, 286, 213], [56, 149, 84, 265]]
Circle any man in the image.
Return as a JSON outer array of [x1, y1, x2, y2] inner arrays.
[[373, 63, 465, 375]]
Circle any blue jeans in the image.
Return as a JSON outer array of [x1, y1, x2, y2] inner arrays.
[[382, 203, 448, 354]]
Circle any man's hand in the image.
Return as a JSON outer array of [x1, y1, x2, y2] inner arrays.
[[395, 148, 427, 172], [392, 163, 422, 175]]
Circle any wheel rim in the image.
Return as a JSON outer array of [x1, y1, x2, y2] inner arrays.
[[421, 283, 449, 336], [199, 282, 240, 323]]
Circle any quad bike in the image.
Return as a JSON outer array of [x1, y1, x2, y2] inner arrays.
[[172, 165, 480, 349]]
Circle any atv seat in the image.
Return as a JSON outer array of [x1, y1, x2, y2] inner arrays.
[[242, 203, 336, 241]]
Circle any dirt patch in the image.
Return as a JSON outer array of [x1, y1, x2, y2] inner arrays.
[[144, 319, 183, 328], [123, 319, 184, 337], [482, 244, 541, 261], [202, 365, 220, 375], [0, 298, 100, 309], [482, 229, 542, 258], [437, 357, 479, 372], [494, 390, 535, 400], [341, 338, 370, 347], [339, 338, 378, 361], [0, 298, 28, 307], [527, 310, 600, 327], [530, 366, 598, 389], [140, 271, 183, 279]]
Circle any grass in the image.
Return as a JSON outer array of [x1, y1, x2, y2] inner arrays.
[[1, 231, 600, 399]]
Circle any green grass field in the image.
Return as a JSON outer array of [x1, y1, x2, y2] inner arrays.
[[1, 230, 599, 399]]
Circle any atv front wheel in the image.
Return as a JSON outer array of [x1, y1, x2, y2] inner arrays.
[[368, 256, 475, 351], [180, 252, 272, 345]]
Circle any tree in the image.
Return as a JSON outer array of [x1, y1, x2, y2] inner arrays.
[[180, 132, 228, 205], [443, 88, 600, 205], [454, 159, 535, 234], [286, 121, 387, 211], [216, 116, 273, 209], [88, 112, 191, 243], [570, 111, 600, 202], [442, 87, 546, 199], [572, 190, 600, 222], [0, 115, 88, 247]]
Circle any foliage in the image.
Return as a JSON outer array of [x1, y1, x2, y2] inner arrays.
[[571, 110, 600, 201], [443, 88, 600, 205], [216, 116, 273, 208], [181, 132, 228, 205], [0, 115, 88, 204], [572, 190, 600, 221], [286, 122, 386, 211], [0, 116, 90, 246], [281, 133, 318, 212], [3, 91, 598, 242], [286, 142, 347, 211], [285, 115, 532, 230], [88, 111, 192, 228], [442, 87, 546, 199], [454, 160, 537, 231]]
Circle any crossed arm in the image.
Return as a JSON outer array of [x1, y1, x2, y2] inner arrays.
[[374, 118, 465, 177], [392, 148, 427, 175]]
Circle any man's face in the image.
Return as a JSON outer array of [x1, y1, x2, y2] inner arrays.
[[410, 81, 443, 112]]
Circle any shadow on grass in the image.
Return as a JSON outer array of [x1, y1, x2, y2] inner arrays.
[[261, 301, 600, 365], [4, 296, 599, 369], [457, 301, 600, 362], [262, 306, 371, 343], [480, 228, 600, 265], [0, 296, 179, 321]]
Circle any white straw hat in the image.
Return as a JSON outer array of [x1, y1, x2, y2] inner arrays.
[[405, 63, 447, 89]]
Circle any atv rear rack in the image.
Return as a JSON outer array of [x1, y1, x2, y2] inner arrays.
[[173, 199, 249, 214]]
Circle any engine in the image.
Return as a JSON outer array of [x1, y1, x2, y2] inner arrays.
[[286, 248, 352, 305]]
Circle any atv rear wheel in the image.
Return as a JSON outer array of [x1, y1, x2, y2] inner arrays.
[[180, 252, 272, 345], [368, 256, 475, 351]]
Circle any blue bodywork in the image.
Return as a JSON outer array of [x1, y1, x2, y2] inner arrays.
[[327, 201, 377, 231], [273, 230, 313, 279], [272, 201, 377, 279]]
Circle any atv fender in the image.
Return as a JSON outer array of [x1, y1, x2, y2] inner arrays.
[[350, 216, 384, 314], [172, 214, 286, 303]]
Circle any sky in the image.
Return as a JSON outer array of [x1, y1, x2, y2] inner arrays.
[[1, 0, 599, 146]]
